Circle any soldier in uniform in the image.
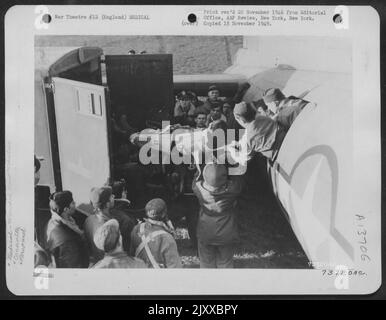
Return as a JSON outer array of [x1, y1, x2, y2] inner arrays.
[[194, 111, 208, 129], [92, 219, 147, 269], [193, 163, 244, 268], [174, 91, 196, 126], [45, 191, 89, 268], [231, 101, 286, 162], [195, 85, 224, 115], [262, 88, 310, 131], [84, 186, 136, 263], [130, 198, 182, 268]]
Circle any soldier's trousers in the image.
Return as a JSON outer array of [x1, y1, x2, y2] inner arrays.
[[198, 242, 234, 268]]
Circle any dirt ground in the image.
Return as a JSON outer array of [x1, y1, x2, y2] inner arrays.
[[168, 156, 310, 269]]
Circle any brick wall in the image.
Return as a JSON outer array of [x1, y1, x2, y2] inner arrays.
[[35, 35, 243, 74]]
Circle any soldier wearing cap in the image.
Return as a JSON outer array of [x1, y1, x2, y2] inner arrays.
[[130, 198, 182, 268], [192, 163, 244, 268], [84, 186, 136, 263], [195, 85, 224, 115], [174, 90, 196, 126], [46, 191, 89, 268], [92, 219, 147, 269], [263, 88, 309, 130]]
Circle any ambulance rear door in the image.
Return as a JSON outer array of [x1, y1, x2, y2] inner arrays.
[[48, 77, 112, 205]]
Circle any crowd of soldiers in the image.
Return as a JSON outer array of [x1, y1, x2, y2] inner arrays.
[[34, 84, 310, 269]]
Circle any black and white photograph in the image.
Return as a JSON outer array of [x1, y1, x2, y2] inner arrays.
[[5, 5, 382, 295]]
